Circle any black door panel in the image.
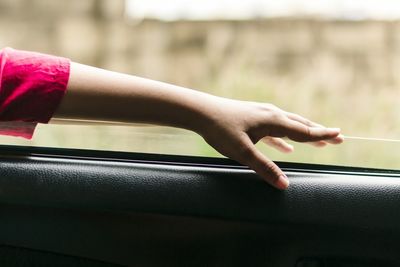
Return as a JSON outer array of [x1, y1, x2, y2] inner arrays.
[[0, 145, 399, 266]]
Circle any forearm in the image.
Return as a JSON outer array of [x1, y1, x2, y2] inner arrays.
[[54, 62, 218, 132]]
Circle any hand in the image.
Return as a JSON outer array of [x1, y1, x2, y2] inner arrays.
[[197, 98, 343, 190]]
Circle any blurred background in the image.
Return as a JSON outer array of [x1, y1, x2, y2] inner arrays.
[[0, 0, 399, 169]]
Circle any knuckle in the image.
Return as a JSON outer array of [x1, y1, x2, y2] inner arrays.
[[268, 110, 285, 122], [237, 142, 255, 161], [266, 103, 278, 110], [305, 126, 312, 138], [265, 161, 280, 174], [302, 118, 313, 126], [261, 103, 280, 112], [263, 162, 282, 183], [292, 126, 313, 142]]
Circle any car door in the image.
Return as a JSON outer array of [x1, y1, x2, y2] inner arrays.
[[1, 144, 399, 267]]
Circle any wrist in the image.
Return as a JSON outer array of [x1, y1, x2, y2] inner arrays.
[[182, 93, 225, 137]]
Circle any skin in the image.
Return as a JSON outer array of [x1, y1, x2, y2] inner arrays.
[[54, 62, 343, 190]]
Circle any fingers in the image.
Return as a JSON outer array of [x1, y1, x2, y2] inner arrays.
[[286, 112, 343, 145], [286, 112, 319, 127], [239, 138, 289, 190], [262, 137, 294, 153], [281, 119, 341, 143], [326, 133, 344, 144]]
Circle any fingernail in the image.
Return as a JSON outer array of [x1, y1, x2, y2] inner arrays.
[[276, 175, 290, 190]]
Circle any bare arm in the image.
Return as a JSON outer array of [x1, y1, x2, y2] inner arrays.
[[54, 63, 216, 130], [54, 62, 343, 190]]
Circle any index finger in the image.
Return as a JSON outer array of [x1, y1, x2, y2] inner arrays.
[[282, 119, 341, 142], [285, 112, 344, 144]]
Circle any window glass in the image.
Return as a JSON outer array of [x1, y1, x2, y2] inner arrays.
[[0, 0, 399, 170]]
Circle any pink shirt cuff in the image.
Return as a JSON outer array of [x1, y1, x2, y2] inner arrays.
[[0, 47, 70, 139]]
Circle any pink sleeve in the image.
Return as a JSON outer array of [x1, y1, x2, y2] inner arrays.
[[0, 47, 70, 139]]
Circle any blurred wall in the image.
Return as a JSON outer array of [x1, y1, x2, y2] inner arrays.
[[1, 0, 400, 91]]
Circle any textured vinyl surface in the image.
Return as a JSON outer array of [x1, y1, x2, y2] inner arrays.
[[0, 155, 399, 229], [0, 149, 399, 266]]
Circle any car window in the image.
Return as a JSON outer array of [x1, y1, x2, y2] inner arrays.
[[0, 0, 399, 170]]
